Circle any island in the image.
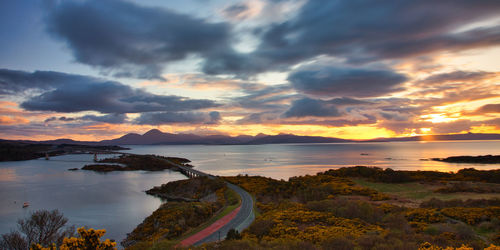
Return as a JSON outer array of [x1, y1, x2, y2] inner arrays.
[[432, 155, 500, 164], [81, 154, 191, 172]]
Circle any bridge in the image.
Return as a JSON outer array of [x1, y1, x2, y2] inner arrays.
[[160, 157, 209, 179]]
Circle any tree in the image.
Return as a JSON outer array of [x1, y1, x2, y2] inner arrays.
[[0, 209, 75, 249]]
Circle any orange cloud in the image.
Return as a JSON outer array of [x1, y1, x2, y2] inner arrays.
[[0, 116, 30, 125]]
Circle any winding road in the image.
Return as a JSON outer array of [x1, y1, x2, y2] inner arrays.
[[191, 182, 255, 245], [161, 157, 255, 246]]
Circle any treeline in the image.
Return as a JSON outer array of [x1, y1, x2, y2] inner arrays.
[[322, 166, 500, 183]]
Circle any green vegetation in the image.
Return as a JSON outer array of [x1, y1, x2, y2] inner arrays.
[[121, 200, 224, 248], [122, 176, 240, 248], [146, 176, 225, 200], [82, 154, 190, 172], [183, 168, 500, 249]]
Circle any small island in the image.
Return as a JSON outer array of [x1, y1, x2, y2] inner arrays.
[[432, 155, 500, 164], [81, 154, 191, 172]]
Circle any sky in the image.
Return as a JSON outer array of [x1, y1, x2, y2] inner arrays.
[[0, 0, 499, 141]]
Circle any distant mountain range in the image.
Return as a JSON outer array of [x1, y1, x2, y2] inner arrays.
[[6, 129, 500, 146]]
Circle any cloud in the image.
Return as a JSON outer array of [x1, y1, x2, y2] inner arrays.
[[380, 111, 409, 121], [204, 0, 500, 76], [208, 111, 222, 124], [0, 116, 30, 125], [228, 84, 296, 111], [288, 66, 407, 97], [283, 97, 341, 118], [59, 116, 75, 122], [419, 71, 498, 85], [2, 69, 219, 113], [223, 3, 249, 20], [135, 111, 222, 125], [80, 114, 127, 124], [45, 0, 231, 79], [476, 103, 500, 113], [0, 69, 95, 95]]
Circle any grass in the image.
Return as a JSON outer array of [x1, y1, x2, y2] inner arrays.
[[352, 178, 500, 202]]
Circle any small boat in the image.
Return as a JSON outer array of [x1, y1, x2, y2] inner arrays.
[[22, 202, 29, 208]]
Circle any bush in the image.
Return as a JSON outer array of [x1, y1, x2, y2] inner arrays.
[[226, 229, 242, 240]]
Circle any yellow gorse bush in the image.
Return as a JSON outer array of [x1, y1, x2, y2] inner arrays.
[[60, 227, 116, 250], [418, 242, 500, 249], [30, 227, 116, 250]]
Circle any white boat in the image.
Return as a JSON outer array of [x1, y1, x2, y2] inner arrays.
[[22, 202, 29, 208]]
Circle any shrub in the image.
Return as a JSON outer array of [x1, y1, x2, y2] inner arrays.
[[226, 229, 242, 240]]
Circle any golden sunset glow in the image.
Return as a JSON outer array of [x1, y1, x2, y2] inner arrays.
[[0, 0, 498, 141]]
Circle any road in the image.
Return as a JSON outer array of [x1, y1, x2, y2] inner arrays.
[[193, 182, 255, 245]]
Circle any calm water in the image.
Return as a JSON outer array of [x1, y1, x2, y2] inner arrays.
[[0, 141, 499, 243], [128, 141, 500, 179], [0, 154, 187, 243]]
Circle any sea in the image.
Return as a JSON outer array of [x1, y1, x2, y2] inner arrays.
[[0, 140, 499, 243]]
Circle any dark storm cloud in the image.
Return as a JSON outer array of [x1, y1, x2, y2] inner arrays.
[[135, 111, 221, 125], [419, 71, 498, 85], [44, 114, 126, 124], [21, 81, 218, 113], [205, 0, 500, 76], [46, 0, 231, 80], [2, 69, 218, 113], [476, 104, 500, 113], [283, 97, 341, 118], [0, 69, 95, 95], [80, 114, 127, 124], [288, 66, 407, 97]]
